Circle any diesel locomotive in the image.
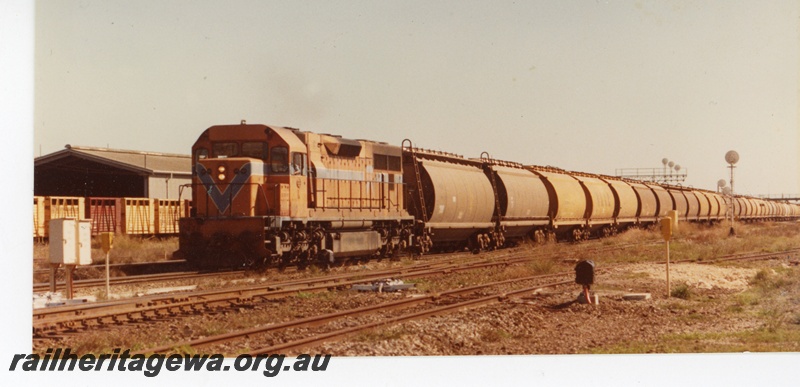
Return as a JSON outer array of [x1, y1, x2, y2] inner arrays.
[[174, 121, 800, 267]]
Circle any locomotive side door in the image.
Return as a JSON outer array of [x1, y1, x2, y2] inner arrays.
[[290, 152, 309, 217]]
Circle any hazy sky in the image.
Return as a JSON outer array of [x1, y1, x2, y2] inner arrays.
[[34, 0, 800, 195], [4, 1, 800, 381]]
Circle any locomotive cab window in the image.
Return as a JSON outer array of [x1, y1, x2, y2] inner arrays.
[[291, 153, 306, 175], [271, 146, 289, 173], [195, 148, 208, 162], [241, 142, 268, 160], [212, 142, 238, 158]]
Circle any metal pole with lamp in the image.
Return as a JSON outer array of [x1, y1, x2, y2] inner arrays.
[[725, 150, 739, 236]]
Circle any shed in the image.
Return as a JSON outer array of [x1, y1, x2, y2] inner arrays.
[[34, 145, 192, 199]]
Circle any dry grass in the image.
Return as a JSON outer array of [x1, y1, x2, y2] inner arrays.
[[588, 221, 800, 266], [33, 235, 178, 269], [602, 256, 800, 354]]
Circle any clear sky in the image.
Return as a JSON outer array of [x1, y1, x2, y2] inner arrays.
[[33, 0, 800, 195]]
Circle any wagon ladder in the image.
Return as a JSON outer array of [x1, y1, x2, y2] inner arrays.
[[403, 139, 428, 222]]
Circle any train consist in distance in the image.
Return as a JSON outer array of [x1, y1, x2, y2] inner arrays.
[[174, 121, 800, 267]]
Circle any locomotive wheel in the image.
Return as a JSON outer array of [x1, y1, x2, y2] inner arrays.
[[296, 253, 308, 271]]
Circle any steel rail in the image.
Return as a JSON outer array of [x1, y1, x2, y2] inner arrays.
[[33, 259, 187, 275], [32, 241, 637, 331], [33, 254, 533, 334], [137, 271, 575, 355], [246, 278, 575, 356], [33, 270, 245, 293]]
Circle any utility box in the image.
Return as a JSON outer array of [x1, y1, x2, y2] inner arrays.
[[49, 218, 92, 265], [575, 260, 595, 286]]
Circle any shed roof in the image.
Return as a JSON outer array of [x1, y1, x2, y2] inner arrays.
[[35, 145, 191, 175]]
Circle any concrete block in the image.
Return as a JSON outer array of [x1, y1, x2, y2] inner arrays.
[[576, 292, 598, 304], [142, 285, 198, 295], [623, 293, 652, 301]]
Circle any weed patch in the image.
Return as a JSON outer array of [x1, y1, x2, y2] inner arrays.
[[670, 283, 692, 299]]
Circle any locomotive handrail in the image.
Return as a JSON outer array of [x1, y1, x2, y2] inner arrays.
[[401, 139, 415, 153], [478, 152, 525, 169], [315, 176, 402, 211]]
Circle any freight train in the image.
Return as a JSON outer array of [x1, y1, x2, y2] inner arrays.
[[173, 121, 800, 267]]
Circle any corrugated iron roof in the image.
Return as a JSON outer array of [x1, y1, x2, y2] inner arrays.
[[35, 145, 191, 175]]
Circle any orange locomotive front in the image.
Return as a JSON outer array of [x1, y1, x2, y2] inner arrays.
[[175, 122, 415, 267]]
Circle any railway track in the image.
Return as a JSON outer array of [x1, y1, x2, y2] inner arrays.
[[691, 248, 800, 264], [33, 259, 187, 276], [35, 240, 792, 339], [32, 269, 245, 293], [36, 241, 642, 336], [32, 250, 535, 336], [137, 272, 576, 355], [133, 246, 800, 355]]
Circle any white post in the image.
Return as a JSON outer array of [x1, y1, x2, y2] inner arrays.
[[105, 251, 110, 299], [665, 240, 670, 298], [660, 217, 672, 298]]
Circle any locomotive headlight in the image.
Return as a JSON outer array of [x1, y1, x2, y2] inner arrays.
[[217, 165, 226, 173], [218, 173, 226, 181]]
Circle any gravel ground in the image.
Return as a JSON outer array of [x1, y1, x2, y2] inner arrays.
[[308, 261, 773, 355], [36, 257, 800, 356]]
